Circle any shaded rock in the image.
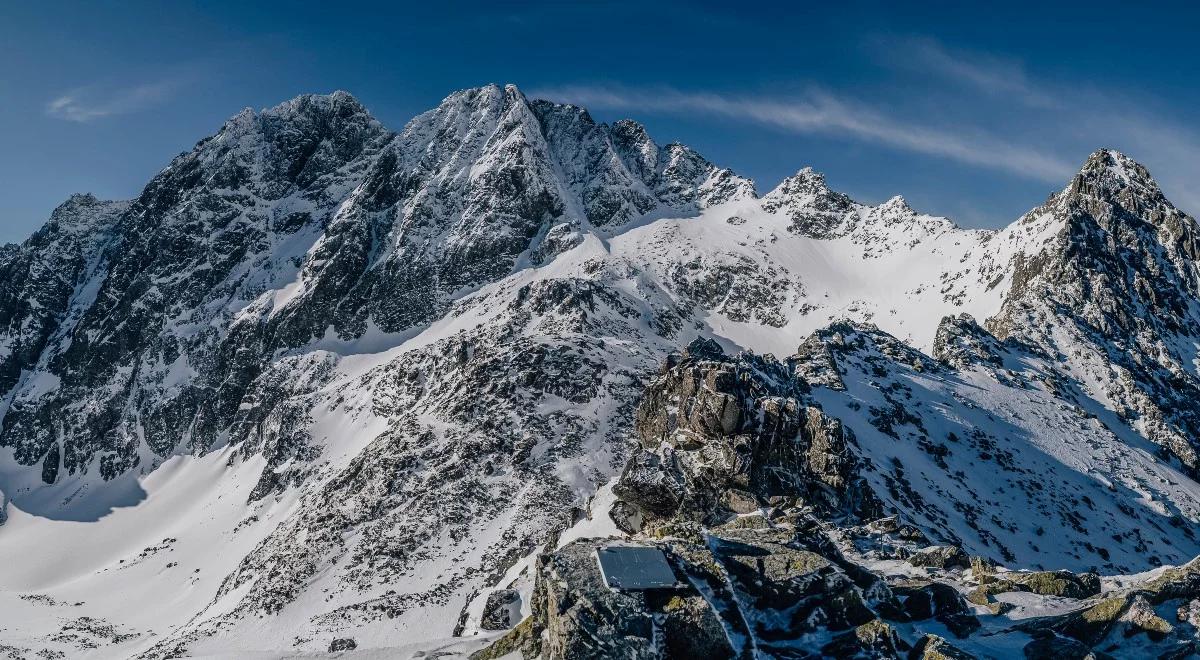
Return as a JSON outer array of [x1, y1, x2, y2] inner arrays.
[[1017, 596, 1131, 647], [892, 581, 969, 621], [659, 594, 735, 659], [470, 616, 539, 660], [911, 634, 977, 659], [821, 619, 908, 658], [908, 546, 970, 571], [938, 613, 982, 639], [1155, 641, 1198, 660], [328, 638, 356, 652], [1118, 594, 1173, 640], [613, 449, 686, 518], [480, 589, 521, 631], [1009, 570, 1101, 599], [608, 500, 643, 535], [1023, 633, 1115, 659]]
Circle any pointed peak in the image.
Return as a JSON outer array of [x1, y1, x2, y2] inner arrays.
[[611, 118, 653, 149], [765, 166, 835, 200], [762, 166, 854, 237], [878, 195, 912, 213], [1062, 148, 1162, 202], [440, 83, 527, 106], [213, 91, 381, 142], [61, 192, 100, 206], [263, 90, 370, 120]]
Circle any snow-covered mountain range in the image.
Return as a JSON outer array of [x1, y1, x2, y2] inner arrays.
[[2, 84, 1200, 658]]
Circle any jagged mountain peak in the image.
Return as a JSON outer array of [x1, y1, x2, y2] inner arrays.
[[765, 165, 837, 197], [217, 89, 379, 137], [153, 89, 392, 209], [43, 193, 126, 235], [761, 165, 855, 237], [1073, 147, 1159, 192], [1053, 147, 1179, 222], [877, 194, 912, 213]]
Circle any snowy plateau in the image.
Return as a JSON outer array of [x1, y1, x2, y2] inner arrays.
[[2, 83, 1200, 659]]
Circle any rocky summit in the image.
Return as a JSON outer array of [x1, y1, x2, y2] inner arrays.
[[2, 85, 1200, 659]]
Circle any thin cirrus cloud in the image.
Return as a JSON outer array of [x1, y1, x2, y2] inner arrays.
[[530, 84, 1077, 183], [881, 36, 1200, 213], [878, 36, 1060, 109], [46, 81, 176, 122]]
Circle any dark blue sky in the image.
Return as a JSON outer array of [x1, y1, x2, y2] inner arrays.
[[3, 1, 1199, 242]]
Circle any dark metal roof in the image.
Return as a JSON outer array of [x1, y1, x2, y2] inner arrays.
[[595, 545, 677, 590]]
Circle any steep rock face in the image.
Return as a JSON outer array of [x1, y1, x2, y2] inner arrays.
[[618, 318, 1200, 574], [988, 149, 1200, 470], [0, 194, 126, 402], [0, 84, 752, 490], [616, 337, 873, 527], [1, 91, 391, 482]]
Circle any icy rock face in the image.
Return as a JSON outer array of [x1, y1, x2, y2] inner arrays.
[[0, 84, 750, 490], [0, 91, 392, 482], [988, 149, 1200, 470], [760, 166, 854, 238], [0, 194, 126, 407]]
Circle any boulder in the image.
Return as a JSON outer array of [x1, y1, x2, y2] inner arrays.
[[536, 541, 658, 660], [608, 500, 643, 535], [1137, 556, 1200, 604], [912, 634, 977, 659], [1017, 595, 1130, 647], [659, 594, 735, 659], [908, 545, 970, 570], [481, 539, 744, 660], [469, 616, 538, 660], [479, 589, 521, 631], [1009, 570, 1101, 599], [821, 619, 908, 658], [892, 581, 969, 620], [1118, 594, 1173, 640]]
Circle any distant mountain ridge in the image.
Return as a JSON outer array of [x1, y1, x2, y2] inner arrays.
[[2, 85, 1200, 658]]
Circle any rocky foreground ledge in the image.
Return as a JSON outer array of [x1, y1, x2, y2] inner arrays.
[[473, 518, 1200, 659], [469, 338, 1200, 659]]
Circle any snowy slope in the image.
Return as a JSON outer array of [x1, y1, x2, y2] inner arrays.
[[1, 85, 1199, 658]]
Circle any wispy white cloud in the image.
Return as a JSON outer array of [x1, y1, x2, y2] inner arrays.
[[872, 36, 1200, 212], [532, 84, 1076, 182], [879, 37, 1059, 108], [46, 81, 176, 122]]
